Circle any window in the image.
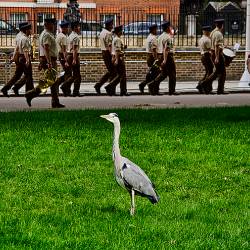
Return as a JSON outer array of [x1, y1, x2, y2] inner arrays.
[[146, 14, 163, 24], [10, 13, 27, 27], [100, 14, 117, 26]]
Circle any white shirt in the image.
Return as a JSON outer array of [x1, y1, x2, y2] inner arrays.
[[199, 35, 211, 55], [18, 33, 31, 54], [56, 32, 68, 54], [146, 33, 158, 53], [68, 31, 80, 53], [211, 28, 224, 50], [39, 29, 58, 58], [111, 35, 124, 56], [100, 28, 112, 51], [157, 32, 174, 54]]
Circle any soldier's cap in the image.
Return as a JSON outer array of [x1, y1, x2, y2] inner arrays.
[[149, 24, 158, 32], [162, 21, 171, 29], [105, 18, 113, 26], [59, 20, 69, 28], [71, 21, 80, 29], [202, 25, 211, 31], [214, 18, 224, 24], [44, 18, 57, 24], [18, 22, 29, 30], [114, 25, 123, 34], [21, 23, 32, 30]]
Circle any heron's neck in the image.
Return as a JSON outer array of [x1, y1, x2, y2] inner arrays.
[[112, 121, 121, 161]]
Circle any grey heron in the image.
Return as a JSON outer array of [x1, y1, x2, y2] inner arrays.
[[100, 113, 159, 215]]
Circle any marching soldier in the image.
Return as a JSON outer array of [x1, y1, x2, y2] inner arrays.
[[139, 24, 159, 94], [25, 18, 65, 108], [13, 23, 34, 94], [200, 19, 227, 94], [148, 21, 178, 95], [197, 25, 213, 94], [55, 20, 70, 92], [1, 22, 29, 97], [94, 18, 116, 95], [107, 25, 129, 96], [60, 21, 81, 97]]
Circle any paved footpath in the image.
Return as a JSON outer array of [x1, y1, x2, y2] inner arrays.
[[0, 81, 249, 111]]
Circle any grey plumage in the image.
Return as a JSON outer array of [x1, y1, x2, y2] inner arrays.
[[100, 113, 159, 215]]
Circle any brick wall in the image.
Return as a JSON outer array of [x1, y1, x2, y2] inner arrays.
[[0, 50, 245, 85]]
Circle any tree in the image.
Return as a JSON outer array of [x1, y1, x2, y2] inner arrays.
[[64, 0, 81, 23]]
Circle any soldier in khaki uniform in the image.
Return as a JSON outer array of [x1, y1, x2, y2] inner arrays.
[[94, 18, 116, 95], [25, 18, 65, 108], [55, 20, 70, 93], [139, 24, 159, 94], [13, 23, 34, 94], [1, 22, 29, 97], [61, 21, 81, 97], [200, 19, 227, 94], [108, 25, 129, 96], [197, 25, 213, 94], [148, 21, 178, 95]]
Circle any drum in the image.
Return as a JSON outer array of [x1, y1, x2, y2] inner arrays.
[[223, 48, 235, 67]]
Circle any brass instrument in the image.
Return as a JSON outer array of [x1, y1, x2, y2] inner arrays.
[[37, 68, 57, 93]]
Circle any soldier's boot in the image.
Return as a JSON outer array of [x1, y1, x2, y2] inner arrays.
[[105, 84, 116, 96], [51, 98, 65, 108], [1, 85, 10, 97], [25, 88, 41, 107], [139, 80, 147, 94], [94, 82, 101, 95], [60, 84, 71, 97], [12, 86, 20, 96], [147, 81, 157, 95]]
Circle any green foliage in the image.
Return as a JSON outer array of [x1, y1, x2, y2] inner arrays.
[[0, 108, 249, 249]]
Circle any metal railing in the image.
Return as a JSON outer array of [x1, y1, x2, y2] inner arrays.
[[0, 5, 246, 48]]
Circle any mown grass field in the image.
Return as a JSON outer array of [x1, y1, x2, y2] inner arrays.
[[0, 107, 250, 249]]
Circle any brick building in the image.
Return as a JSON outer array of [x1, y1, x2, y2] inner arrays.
[[0, 0, 180, 33]]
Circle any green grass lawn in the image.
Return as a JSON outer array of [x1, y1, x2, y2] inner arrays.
[[0, 107, 250, 249]]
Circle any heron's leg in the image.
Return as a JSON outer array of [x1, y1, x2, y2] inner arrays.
[[130, 189, 135, 216]]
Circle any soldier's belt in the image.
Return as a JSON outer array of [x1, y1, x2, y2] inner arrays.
[[67, 53, 79, 56], [39, 56, 57, 61]]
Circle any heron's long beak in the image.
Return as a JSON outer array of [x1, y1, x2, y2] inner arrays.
[[100, 115, 109, 120]]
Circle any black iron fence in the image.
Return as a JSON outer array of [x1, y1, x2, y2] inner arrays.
[[0, 5, 246, 48]]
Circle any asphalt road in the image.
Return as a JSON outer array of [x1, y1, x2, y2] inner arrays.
[[0, 94, 250, 111]]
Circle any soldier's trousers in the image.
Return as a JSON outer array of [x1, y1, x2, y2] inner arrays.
[[199, 53, 214, 93], [140, 54, 158, 88], [13, 55, 34, 92], [95, 50, 116, 88], [108, 58, 127, 95], [201, 52, 226, 94], [149, 53, 176, 95], [3, 57, 25, 90], [61, 54, 81, 94], [31, 57, 59, 104], [54, 53, 71, 87]]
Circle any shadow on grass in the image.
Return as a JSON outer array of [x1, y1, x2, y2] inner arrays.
[[99, 205, 127, 216]]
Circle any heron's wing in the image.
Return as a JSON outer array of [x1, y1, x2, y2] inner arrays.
[[121, 157, 155, 196], [122, 157, 152, 184]]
